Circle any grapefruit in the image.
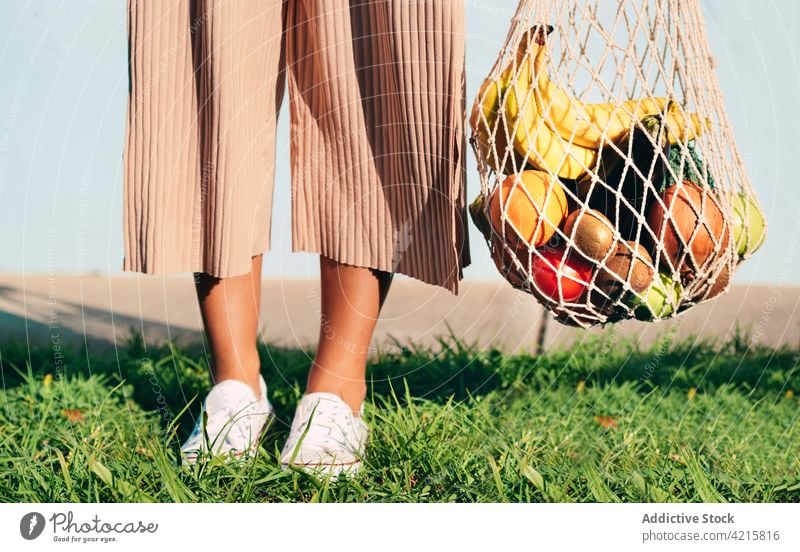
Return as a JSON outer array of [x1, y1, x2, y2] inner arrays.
[[646, 181, 728, 283], [489, 170, 568, 248]]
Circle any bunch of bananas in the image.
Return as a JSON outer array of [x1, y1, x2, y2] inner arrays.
[[469, 55, 525, 174], [470, 25, 709, 180]]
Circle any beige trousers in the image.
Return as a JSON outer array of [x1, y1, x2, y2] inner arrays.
[[122, 0, 470, 293]]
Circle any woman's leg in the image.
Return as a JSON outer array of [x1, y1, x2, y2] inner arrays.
[[306, 256, 393, 413], [193, 254, 264, 400]]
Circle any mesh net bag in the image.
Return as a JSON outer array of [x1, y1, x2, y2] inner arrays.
[[469, 0, 767, 328]]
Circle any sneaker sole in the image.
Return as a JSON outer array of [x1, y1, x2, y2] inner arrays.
[[280, 459, 362, 479]]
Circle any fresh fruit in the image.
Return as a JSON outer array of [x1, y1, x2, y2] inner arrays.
[[603, 241, 656, 295], [731, 193, 766, 257], [629, 272, 683, 320], [488, 170, 568, 248], [475, 193, 534, 289], [502, 26, 598, 179], [661, 102, 710, 146], [704, 263, 731, 300], [531, 42, 668, 148], [578, 114, 670, 241], [470, 62, 530, 174], [531, 246, 593, 302], [471, 24, 708, 183], [591, 240, 655, 313], [526, 27, 706, 149], [647, 181, 729, 283], [468, 194, 493, 243], [491, 242, 529, 290], [563, 209, 615, 262]]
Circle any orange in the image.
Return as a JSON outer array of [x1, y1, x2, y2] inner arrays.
[[488, 170, 568, 248]]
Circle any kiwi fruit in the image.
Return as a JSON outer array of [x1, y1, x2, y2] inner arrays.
[[563, 209, 616, 262], [590, 241, 655, 312], [646, 181, 729, 284]]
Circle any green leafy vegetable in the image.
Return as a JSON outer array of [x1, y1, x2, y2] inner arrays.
[[662, 141, 716, 191]]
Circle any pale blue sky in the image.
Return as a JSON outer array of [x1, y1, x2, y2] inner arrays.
[[0, 0, 797, 285]]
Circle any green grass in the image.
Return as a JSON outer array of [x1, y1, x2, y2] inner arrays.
[[1, 327, 799, 502]]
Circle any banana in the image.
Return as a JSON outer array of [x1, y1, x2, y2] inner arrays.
[[469, 69, 507, 138], [662, 102, 709, 145], [531, 43, 670, 148], [469, 78, 498, 170], [529, 29, 708, 148], [470, 63, 523, 174], [503, 28, 597, 180], [471, 24, 710, 179]]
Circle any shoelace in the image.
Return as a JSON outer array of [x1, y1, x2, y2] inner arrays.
[[296, 399, 359, 450]]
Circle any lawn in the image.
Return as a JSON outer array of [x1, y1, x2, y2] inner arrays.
[[1, 328, 798, 502]]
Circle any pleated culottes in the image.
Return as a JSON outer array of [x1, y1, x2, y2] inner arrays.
[[122, 0, 471, 293]]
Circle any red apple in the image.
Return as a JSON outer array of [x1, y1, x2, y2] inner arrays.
[[532, 246, 593, 302]]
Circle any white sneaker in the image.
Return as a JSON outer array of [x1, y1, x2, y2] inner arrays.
[[280, 392, 368, 479], [180, 376, 273, 464]]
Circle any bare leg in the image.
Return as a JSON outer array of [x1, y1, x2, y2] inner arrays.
[[306, 256, 393, 413], [194, 254, 264, 399]]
